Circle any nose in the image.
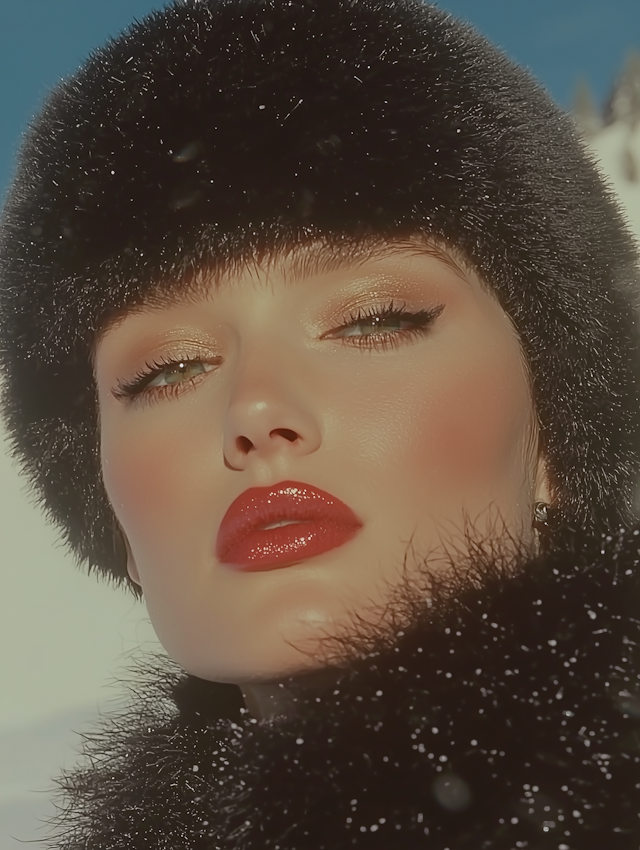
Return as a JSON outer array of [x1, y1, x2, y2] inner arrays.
[[222, 366, 322, 470], [234, 426, 299, 454]]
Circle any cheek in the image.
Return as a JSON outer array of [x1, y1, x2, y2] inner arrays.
[[100, 415, 205, 552], [411, 351, 531, 493]]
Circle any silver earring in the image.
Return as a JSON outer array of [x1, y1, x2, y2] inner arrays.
[[533, 501, 549, 526]]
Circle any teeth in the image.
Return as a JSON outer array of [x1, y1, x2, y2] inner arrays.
[[260, 520, 304, 530]]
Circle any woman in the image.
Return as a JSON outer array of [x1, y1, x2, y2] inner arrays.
[[1, 0, 640, 846]]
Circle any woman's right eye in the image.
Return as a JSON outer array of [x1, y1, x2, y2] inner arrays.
[[113, 356, 219, 403], [146, 359, 210, 388]]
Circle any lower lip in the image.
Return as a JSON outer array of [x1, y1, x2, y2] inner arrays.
[[221, 521, 361, 571]]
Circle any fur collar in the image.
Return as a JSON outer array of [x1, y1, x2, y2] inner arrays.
[[47, 527, 640, 849]]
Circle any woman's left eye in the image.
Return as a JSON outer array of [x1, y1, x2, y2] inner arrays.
[[326, 299, 444, 351], [113, 300, 444, 405]]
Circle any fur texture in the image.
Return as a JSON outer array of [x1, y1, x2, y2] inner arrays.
[[0, 0, 639, 596], [45, 526, 640, 849]]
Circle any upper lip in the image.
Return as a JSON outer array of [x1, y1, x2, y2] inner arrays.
[[216, 480, 362, 561]]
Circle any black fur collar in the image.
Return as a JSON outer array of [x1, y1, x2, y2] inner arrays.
[[47, 527, 640, 849]]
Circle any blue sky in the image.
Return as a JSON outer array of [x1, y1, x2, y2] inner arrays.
[[1, 1, 640, 198]]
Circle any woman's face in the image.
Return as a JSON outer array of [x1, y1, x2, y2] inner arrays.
[[95, 242, 548, 685]]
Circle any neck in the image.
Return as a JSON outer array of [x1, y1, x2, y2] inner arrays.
[[240, 681, 297, 719], [239, 667, 346, 720]]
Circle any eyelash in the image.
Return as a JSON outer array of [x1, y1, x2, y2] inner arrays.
[[113, 299, 444, 405]]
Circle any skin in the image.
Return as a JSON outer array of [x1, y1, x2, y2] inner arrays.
[[94, 241, 551, 718]]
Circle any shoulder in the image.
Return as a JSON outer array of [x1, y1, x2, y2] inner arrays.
[[45, 524, 640, 849], [242, 524, 640, 846]]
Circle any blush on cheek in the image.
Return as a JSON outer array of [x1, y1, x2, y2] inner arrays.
[[418, 361, 529, 492], [101, 429, 192, 552]]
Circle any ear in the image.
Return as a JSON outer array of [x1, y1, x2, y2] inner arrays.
[[534, 453, 553, 506], [121, 532, 141, 586]]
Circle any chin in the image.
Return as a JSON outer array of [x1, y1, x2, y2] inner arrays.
[[152, 566, 390, 685], [167, 621, 339, 686]]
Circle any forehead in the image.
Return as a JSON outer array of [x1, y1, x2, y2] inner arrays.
[[93, 236, 471, 346]]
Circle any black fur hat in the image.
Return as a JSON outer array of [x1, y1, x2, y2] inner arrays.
[[0, 0, 639, 595]]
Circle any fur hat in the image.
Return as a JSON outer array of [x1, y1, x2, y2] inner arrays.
[[0, 0, 639, 595]]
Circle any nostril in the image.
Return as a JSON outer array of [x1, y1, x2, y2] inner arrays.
[[273, 428, 298, 442], [237, 435, 253, 453]]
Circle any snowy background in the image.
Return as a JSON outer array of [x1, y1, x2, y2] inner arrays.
[[2, 24, 640, 850]]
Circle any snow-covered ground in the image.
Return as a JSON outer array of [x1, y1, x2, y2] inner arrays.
[[1, 124, 639, 848], [588, 120, 640, 243], [0, 446, 160, 845]]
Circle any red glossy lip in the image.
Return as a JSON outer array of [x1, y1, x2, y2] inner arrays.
[[216, 480, 363, 571]]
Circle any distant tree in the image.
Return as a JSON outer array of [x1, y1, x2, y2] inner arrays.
[[572, 77, 602, 137], [604, 49, 640, 128], [622, 146, 638, 183]]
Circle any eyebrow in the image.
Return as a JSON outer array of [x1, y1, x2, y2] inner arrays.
[[93, 235, 470, 348]]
